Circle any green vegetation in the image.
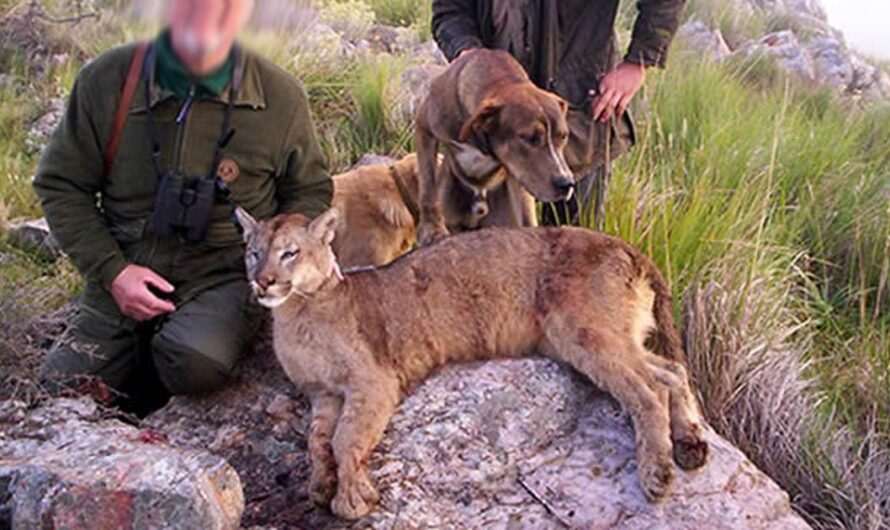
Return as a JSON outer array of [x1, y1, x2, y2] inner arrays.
[[1, 1, 888, 527]]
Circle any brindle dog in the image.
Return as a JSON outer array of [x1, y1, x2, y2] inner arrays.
[[414, 48, 575, 245]]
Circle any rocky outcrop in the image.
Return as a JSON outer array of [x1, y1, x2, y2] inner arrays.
[[0, 398, 244, 530], [145, 350, 810, 529], [678, 22, 732, 61], [681, 1, 890, 102]]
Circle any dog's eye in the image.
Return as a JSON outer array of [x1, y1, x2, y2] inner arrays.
[[281, 249, 300, 261], [522, 132, 542, 147]]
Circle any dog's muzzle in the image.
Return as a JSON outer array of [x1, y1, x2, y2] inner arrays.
[[552, 176, 575, 201]]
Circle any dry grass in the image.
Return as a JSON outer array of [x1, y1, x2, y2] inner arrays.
[[0, 235, 81, 400], [683, 262, 890, 528]]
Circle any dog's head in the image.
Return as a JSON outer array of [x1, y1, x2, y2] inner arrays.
[[235, 207, 341, 308], [457, 85, 574, 202]]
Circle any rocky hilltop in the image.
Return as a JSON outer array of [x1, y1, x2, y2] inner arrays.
[[679, 0, 890, 102]]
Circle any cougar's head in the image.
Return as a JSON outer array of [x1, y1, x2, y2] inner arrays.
[[235, 207, 342, 308]]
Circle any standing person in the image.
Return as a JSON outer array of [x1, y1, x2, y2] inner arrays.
[[34, 0, 332, 414], [431, 0, 685, 227]]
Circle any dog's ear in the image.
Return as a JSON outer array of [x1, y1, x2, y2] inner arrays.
[[233, 206, 258, 241], [555, 96, 568, 116], [459, 100, 502, 142], [308, 207, 340, 246]]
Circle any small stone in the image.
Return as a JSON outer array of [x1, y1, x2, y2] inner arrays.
[[265, 393, 295, 422]]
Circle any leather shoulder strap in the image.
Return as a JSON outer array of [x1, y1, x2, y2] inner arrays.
[[104, 42, 149, 179]]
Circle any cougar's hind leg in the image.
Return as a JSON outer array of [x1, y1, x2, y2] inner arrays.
[[330, 375, 400, 520], [544, 321, 675, 501], [643, 352, 709, 470], [307, 391, 343, 507]]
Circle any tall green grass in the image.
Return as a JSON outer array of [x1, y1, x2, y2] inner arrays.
[[596, 51, 890, 527]]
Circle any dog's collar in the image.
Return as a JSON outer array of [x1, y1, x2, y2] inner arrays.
[[388, 164, 420, 226], [445, 148, 506, 195]]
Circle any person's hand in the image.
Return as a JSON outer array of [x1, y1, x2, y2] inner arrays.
[[110, 264, 176, 321], [592, 61, 646, 123]]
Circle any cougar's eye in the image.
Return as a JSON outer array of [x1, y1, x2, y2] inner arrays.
[[246, 249, 261, 265], [281, 248, 300, 261]]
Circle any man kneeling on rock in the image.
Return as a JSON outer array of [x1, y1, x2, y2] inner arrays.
[[34, 0, 332, 414]]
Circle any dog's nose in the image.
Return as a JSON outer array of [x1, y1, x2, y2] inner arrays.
[[552, 176, 575, 196]]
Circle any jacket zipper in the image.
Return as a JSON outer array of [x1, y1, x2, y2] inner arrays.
[[173, 84, 196, 171]]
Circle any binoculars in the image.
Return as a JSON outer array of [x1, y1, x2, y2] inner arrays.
[[151, 170, 217, 243]]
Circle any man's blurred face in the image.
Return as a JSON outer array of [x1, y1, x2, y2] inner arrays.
[[167, 0, 254, 75]]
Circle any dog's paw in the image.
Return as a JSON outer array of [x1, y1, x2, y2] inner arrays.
[[417, 222, 449, 246], [308, 470, 337, 507], [639, 454, 674, 502], [331, 483, 372, 520], [673, 424, 709, 471]]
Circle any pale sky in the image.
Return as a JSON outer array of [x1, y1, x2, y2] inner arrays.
[[820, 0, 890, 59]]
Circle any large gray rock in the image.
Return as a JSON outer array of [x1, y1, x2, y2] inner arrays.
[[4, 217, 61, 261], [730, 30, 890, 101], [0, 398, 244, 530], [145, 350, 810, 529], [734, 30, 818, 81], [25, 97, 65, 154], [394, 63, 446, 124], [678, 21, 732, 61]]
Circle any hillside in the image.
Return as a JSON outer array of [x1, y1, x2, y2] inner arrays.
[[1, 1, 889, 528]]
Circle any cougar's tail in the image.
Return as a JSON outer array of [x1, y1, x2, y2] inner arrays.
[[643, 257, 686, 364]]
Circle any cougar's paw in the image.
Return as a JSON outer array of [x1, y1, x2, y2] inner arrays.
[[331, 483, 372, 520], [673, 424, 709, 470], [355, 468, 380, 505], [639, 455, 674, 502], [417, 222, 449, 247], [308, 469, 337, 507]]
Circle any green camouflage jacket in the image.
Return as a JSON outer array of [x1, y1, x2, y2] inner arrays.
[[34, 41, 332, 306]]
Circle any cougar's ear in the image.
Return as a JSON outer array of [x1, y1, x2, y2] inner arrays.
[[233, 206, 258, 241], [450, 141, 501, 178], [308, 207, 340, 246], [459, 100, 502, 142]]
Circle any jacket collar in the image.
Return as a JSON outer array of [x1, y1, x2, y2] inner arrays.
[[132, 41, 266, 113]]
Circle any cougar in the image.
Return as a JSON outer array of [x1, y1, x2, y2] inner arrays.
[[236, 206, 708, 520]]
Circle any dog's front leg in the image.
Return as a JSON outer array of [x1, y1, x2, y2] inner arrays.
[[329, 378, 399, 520], [307, 391, 343, 507], [415, 117, 449, 246], [508, 178, 539, 227]]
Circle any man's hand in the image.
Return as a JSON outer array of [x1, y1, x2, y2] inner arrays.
[[592, 61, 646, 123], [110, 264, 176, 321]]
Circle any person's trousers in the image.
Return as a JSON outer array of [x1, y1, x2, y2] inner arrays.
[[541, 164, 608, 228], [39, 278, 261, 414]]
